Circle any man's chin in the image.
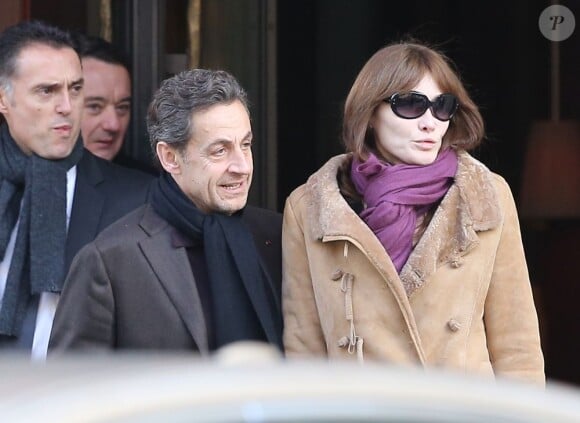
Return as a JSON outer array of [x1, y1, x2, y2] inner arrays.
[[217, 198, 248, 215], [41, 145, 77, 160], [95, 151, 116, 161]]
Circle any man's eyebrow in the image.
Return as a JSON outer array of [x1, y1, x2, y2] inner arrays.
[[84, 96, 106, 102], [84, 96, 132, 104], [207, 131, 253, 146], [34, 82, 60, 91], [206, 139, 232, 148], [34, 77, 84, 91], [69, 78, 84, 87]]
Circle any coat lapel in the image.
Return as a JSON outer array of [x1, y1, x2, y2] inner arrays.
[[305, 154, 426, 360], [399, 152, 502, 297], [235, 244, 283, 349], [139, 206, 209, 353], [240, 209, 283, 349], [306, 155, 407, 297], [65, 152, 105, 270]]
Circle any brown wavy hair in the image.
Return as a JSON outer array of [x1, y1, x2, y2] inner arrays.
[[338, 41, 484, 202], [342, 41, 484, 160]]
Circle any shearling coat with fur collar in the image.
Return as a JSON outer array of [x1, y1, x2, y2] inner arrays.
[[282, 151, 544, 386]]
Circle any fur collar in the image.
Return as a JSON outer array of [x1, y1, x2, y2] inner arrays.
[[304, 151, 502, 296]]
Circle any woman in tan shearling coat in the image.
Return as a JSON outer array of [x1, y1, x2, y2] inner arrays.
[[282, 42, 544, 386]]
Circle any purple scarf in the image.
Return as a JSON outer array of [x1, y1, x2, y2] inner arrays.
[[350, 149, 458, 273]]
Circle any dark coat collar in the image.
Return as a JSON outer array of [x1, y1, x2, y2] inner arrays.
[[138, 204, 283, 351], [64, 150, 105, 269]]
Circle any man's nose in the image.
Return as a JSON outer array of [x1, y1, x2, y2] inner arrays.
[[55, 91, 72, 115], [101, 107, 121, 132], [229, 147, 252, 174]]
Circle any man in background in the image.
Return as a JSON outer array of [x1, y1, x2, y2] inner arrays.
[[75, 33, 157, 173]]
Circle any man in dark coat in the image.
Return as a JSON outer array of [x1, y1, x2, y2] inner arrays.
[[50, 69, 283, 353], [0, 21, 152, 359]]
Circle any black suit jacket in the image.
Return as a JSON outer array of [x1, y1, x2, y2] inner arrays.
[[66, 150, 154, 267], [49, 203, 283, 354]]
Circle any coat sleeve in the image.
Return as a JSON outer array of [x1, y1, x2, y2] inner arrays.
[[282, 194, 327, 357], [48, 241, 115, 352], [484, 177, 545, 386]]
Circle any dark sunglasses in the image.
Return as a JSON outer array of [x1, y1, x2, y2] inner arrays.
[[385, 91, 459, 121]]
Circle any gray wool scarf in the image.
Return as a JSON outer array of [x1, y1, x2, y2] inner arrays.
[[0, 124, 83, 337]]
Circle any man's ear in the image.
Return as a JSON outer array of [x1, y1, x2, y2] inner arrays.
[[0, 88, 10, 116], [156, 142, 181, 175]]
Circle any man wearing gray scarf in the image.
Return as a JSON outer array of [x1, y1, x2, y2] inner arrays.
[[0, 20, 153, 359]]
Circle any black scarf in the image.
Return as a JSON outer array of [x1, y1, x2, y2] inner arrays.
[[0, 124, 83, 337], [150, 172, 272, 349]]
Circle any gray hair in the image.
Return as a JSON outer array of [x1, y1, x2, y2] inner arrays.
[[146, 69, 249, 156]]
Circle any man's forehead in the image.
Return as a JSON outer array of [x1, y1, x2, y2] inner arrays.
[[15, 43, 80, 71], [82, 56, 117, 66], [81, 57, 131, 89], [191, 101, 250, 124], [18, 42, 78, 59]]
